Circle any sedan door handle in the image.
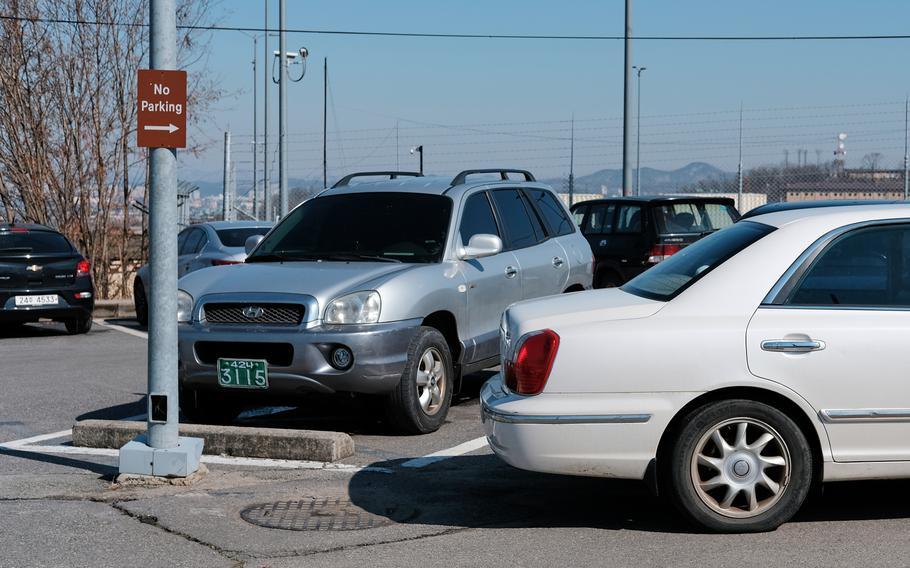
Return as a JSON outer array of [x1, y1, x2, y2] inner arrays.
[[761, 339, 826, 353], [552, 256, 565, 268], [504, 266, 518, 279]]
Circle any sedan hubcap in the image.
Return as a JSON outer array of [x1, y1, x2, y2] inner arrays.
[[690, 418, 791, 518], [415, 347, 446, 416]]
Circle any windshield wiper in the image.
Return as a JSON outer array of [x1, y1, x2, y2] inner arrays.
[[321, 254, 402, 263], [246, 251, 319, 263]]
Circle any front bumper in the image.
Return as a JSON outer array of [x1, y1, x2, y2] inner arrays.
[[481, 374, 688, 480], [0, 287, 94, 323], [178, 318, 422, 396]]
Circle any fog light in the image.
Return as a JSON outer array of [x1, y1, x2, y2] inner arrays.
[[331, 347, 353, 370], [74, 292, 92, 299]]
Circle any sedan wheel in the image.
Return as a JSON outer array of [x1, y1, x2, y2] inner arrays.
[[665, 399, 813, 532]]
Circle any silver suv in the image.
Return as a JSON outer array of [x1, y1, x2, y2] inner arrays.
[[176, 169, 593, 433]]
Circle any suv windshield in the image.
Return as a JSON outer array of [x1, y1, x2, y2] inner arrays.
[[0, 230, 73, 255], [248, 192, 452, 264], [654, 201, 738, 234], [216, 227, 271, 248], [622, 221, 775, 301]]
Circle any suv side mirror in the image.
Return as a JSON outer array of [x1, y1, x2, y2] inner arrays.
[[458, 234, 503, 260], [244, 234, 265, 255]]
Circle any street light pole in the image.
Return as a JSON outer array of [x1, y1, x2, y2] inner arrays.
[[278, 0, 288, 218], [251, 35, 258, 220], [633, 65, 646, 196], [621, 0, 633, 196], [262, 0, 270, 221], [411, 145, 423, 174]]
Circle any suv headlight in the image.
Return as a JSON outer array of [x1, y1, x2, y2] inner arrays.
[[177, 290, 194, 323], [324, 291, 381, 324]]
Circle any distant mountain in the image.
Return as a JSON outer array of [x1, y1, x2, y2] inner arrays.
[[546, 162, 733, 196]]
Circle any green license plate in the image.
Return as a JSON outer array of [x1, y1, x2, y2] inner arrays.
[[217, 358, 268, 389]]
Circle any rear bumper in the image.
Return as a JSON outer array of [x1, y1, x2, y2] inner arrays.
[[178, 318, 422, 396], [0, 286, 94, 322]]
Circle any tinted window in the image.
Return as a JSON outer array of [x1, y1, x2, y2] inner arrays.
[[623, 221, 775, 301], [615, 205, 643, 233], [249, 192, 452, 263], [583, 203, 615, 234], [182, 229, 204, 255], [460, 192, 500, 246], [0, 230, 73, 255], [527, 189, 574, 236], [572, 205, 587, 227], [788, 225, 910, 307], [177, 229, 189, 254], [654, 202, 738, 234], [490, 189, 540, 250], [216, 227, 271, 248]]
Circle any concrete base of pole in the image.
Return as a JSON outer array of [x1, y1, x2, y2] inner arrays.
[[118, 434, 204, 478]]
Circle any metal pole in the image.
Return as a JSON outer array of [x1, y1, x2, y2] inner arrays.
[[222, 131, 231, 221], [147, 0, 179, 450], [738, 103, 744, 209], [621, 0, 633, 196], [252, 36, 258, 220], [278, 0, 288, 217], [419, 146, 423, 175], [323, 57, 327, 188], [904, 96, 908, 200], [634, 66, 645, 196], [569, 114, 575, 206], [262, 0, 270, 221]]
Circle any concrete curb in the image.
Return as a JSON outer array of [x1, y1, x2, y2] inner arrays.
[[72, 420, 354, 463], [93, 299, 136, 319]]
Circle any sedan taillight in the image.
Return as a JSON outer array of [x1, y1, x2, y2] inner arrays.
[[76, 259, 91, 277], [648, 243, 681, 264], [504, 330, 560, 396]]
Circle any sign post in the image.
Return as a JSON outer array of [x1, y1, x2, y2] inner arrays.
[[119, 0, 203, 478]]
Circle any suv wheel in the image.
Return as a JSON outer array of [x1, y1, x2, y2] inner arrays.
[[134, 279, 148, 327], [65, 316, 92, 335], [663, 399, 812, 532], [595, 270, 622, 288], [386, 327, 454, 434], [179, 387, 242, 425]]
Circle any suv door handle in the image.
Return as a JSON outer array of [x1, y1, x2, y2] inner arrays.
[[504, 266, 518, 279], [761, 339, 826, 353], [552, 256, 565, 268]]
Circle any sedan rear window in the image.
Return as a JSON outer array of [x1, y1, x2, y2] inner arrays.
[[654, 202, 738, 235], [216, 228, 271, 248], [0, 230, 73, 255], [622, 221, 775, 301]]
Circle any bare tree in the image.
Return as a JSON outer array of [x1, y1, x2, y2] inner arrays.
[[862, 152, 885, 172], [0, 0, 221, 298]]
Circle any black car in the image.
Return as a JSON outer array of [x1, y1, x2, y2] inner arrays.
[[0, 223, 95, 334], [570, 196, 740, 288]]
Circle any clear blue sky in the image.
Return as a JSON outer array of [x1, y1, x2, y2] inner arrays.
[[180, 0, 910, 185]]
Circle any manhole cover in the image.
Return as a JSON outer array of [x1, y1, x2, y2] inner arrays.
[[240, 497, 417, 531]]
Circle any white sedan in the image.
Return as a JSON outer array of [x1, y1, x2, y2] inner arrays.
[[482, 203, 910, 532]]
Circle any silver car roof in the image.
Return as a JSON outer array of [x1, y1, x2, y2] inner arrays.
[[323, 175, 555, 200]]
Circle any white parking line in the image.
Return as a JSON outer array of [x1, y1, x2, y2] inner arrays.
[[1, 429, 73, 449], [93, 319, 148, 339], [400, 436, 489, 468]]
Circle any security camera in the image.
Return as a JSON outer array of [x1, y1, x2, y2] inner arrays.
[[299, 47, 309, 59]]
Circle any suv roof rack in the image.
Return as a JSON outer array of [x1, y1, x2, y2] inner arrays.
[[331, 171, 423, 188], [450, 169, 535, 187]]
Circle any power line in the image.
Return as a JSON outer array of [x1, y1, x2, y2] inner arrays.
[[4, 14, 910, 42]]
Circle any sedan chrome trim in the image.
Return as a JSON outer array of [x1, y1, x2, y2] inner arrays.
[[820, 409, 910, 423], [482, 405, 651, 425]]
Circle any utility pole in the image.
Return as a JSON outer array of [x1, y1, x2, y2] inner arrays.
[[251, 36, 259, 220], [278, 0, 288, 217], [323, 57, 328, 188], [222, 131, 231, 221], [904, 96, 909, 200], [119, 0, 202, 478], [737, 103, 744, 209], [621, 0, 633, 196], [262, 0, 270, 221], [569, 114, 575, 206], [634, 65, 646, 196], [411, 145, 424, 174]]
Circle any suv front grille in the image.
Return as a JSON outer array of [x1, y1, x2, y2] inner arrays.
[[203, 303, 304, 326], [195, 341, 294, 366]]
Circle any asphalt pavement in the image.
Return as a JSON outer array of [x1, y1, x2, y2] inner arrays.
[[2, 319, 910, 567]]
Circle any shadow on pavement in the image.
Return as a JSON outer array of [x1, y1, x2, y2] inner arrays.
[[0, 322, 69, 339], [347, 455, 910, 533], [76, 397, 147, 422], [0, 446, 116, 478]]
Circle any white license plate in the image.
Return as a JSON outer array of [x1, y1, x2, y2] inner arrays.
[[15, 294, 58, 307]]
